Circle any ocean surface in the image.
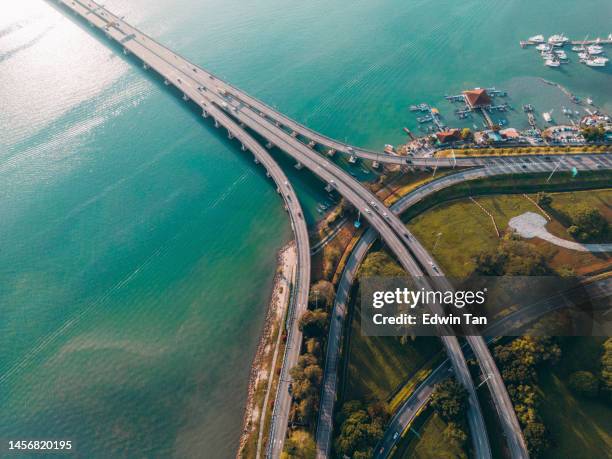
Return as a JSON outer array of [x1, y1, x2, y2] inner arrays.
[[1, 0, 610, 457]]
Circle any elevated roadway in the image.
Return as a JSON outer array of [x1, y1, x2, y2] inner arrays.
[[52, 2, 612, 457], [317, 158, 611, 458]]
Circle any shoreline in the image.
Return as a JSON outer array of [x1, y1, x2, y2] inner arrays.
[[237, 242, 297, 458]]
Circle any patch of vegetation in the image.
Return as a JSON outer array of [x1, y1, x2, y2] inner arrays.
[[493, 337, 561, 457], [429, 378, 469, 450], [334, 400, 388, 458], [289, 353, 323, 424], [358, 250, 405, 278], [565, 204, 608, 242], [308, 280, 335, 310], [538, 338, 612, 459], [408, 187, 611, 278], [396, 411, 467, 459], [283, 429, 316, 459], [343, 294, 440, 402], [473, 234, 550, 276], [298, 309, 328, 338]]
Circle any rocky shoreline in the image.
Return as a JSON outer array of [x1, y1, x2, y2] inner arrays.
[[236, 242, 296, 458]]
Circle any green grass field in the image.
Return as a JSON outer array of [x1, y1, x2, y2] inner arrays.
[[342, 298, 440, 403], [395, 412, 467, 459], [407, 189, 611, 278]]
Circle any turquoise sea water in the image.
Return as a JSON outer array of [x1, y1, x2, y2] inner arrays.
[[1, 0, 610, 457]]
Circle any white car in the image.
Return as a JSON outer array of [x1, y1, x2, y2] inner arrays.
[[393, 432, 400, 440], [383, 212, 389, 219], [364, 207, 372, 214], [370, 201, 377, 208]]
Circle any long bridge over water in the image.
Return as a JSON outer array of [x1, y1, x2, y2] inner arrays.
[[52, 1, 612, 458]]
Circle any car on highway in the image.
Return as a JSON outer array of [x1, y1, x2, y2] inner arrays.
[[370, 201, 378, 208], [383, 212, 389, 219], [393, 432, 400, 440], [364, 207, 372, 214]]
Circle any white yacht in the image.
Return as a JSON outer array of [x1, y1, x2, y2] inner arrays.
[[548, 34, 568, 46], [544, 59, 560, 67], [587, 45, 604, 55], [536, 43, 551, 52], [529, 34, 545, 43], [585, 57, 609, 67], [572, 45, 586, 52], [554, 50, 568, 59], [543, 111, 553, 122]]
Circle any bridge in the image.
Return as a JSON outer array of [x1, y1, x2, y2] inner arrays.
[[53, 1, 612, 458], [318, 157, 612, 458]]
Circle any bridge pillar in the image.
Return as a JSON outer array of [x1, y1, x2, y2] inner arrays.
[[202, 110, 209, 118], [228, 131, 234, 140], [266, 142, 273, 149], [275, 121, 281, 127], [214, 119, 219, 128], [142, 63, 149, 70], [266, 171, 271, 178], [123, 48, 129, 55], [182, 94, 188, 101], [164, 79, 169, 86], [241, 144, 247, 151]]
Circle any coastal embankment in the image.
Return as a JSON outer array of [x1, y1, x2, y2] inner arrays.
[[237, 243, 297, 458]]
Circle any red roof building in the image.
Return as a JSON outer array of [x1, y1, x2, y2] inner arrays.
[[436, 128, 461, 144], [463, 88, 492, 109]]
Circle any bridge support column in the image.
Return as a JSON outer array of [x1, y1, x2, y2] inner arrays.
[[266, 142, 273, 149], [228, 131, 234, 140], [214, 119, 219, 128], [164, 79, 169, 86], [142, 63, 149, 70], [241, 144, 247, 151], [202, 110, 209, 118], [182, 94, 188, 101], [123, 48, 129, 55]]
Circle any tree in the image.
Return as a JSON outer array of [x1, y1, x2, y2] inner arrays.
[[298, 309, 328, 337], [283, 430, 316, 459], [308, 280, 335, 310], [335, 401, 386, 458], [566, 205, 608, 242], [536, 192, 552, 207], [568, 370, 599, 397], [473, 238, 549, 276], [430, 378, 468, 422], [443, 422, 468, 447], [581, 125, 605, 142], [600, 338, 612, 401], [359, 251, 405, 278], [523, 420, 549, 457]]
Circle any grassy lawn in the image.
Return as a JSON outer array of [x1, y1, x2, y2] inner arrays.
[[407, 189, 611, 278], [394, 412, 467, 459], [536, 337, 612, 459], [342, 297, 440, 403]]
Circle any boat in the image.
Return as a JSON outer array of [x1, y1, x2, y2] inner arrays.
[[529, 34, 545, 43], [417, 115, 433, 123], [536, 43, 551, 52], [543, 111, 553, 123], [572, 45, 586, 52], [578, 52, 589, 59], [548, 34, 568, 46], [587, 45, 604, 55], [586, 97, 593, 105], [554, 50, 568, 59], [585, 57, 609, 67], [544, 59, 560, 67]]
